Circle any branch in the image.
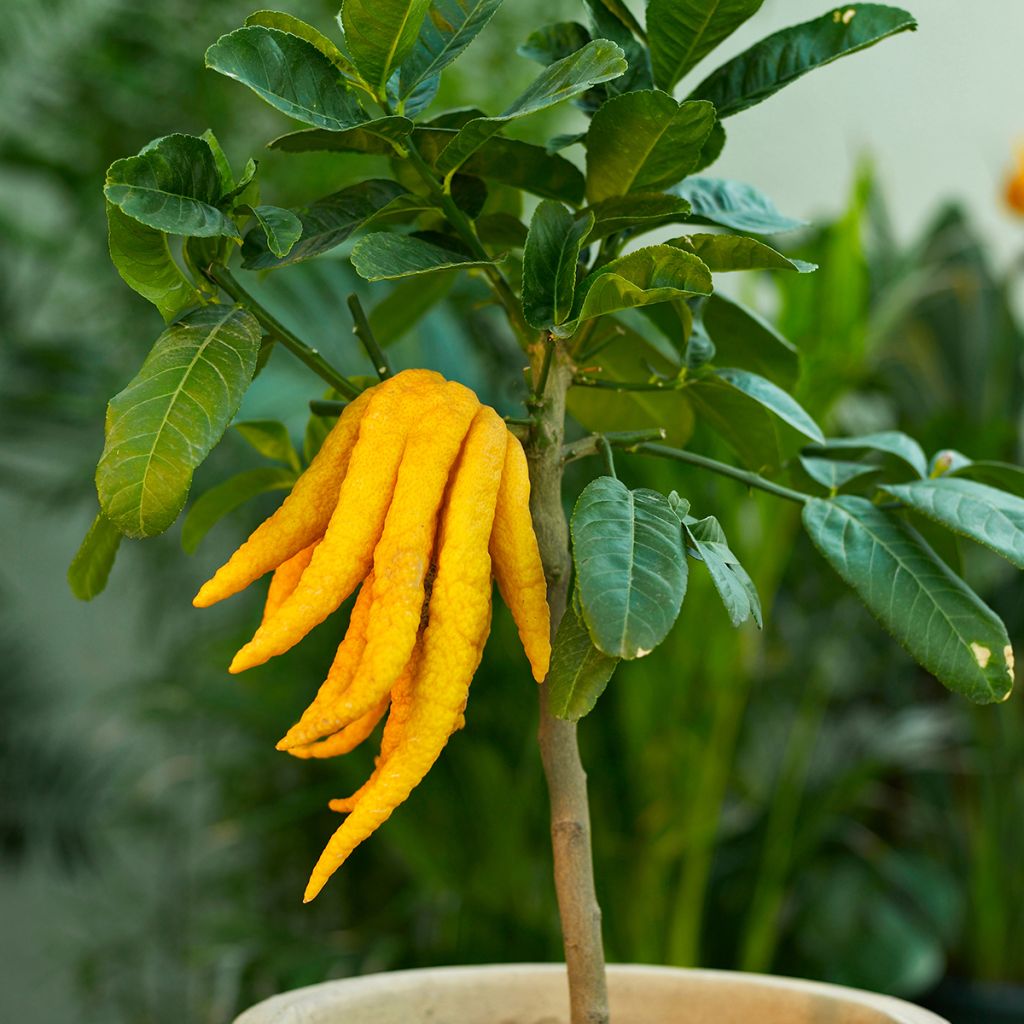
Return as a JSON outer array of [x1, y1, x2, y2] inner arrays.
[[347, 293, 391, 379], [206, 266, 362, 399], [563, 429, 667, 463], [635, 442, 810, 505]]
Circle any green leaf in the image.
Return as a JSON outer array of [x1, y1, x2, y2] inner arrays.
[[808, 431, 928, 479], [272, 127, 585, 205], [104, 134, 240, 239], [567, 244, 712, 330], [802, 496, 1014, 704], [181, 466, 295, 555], [244, 9, 362, 80], [68, 514, 122, 601], [647, 0, 764, 90], [571, 477, 688, 660], [546, 595, 620, 721], [522, 202, 594, 329], [342, 0, 432, 90], [685, 375, 783, 469], [389, 69, 440, 117], [700, 293, 799, 389], [205, 26, 368, 130], [881, 478, 1024, 571], [96, 305, 262, 538], [690, 4, 917, 118], [435, 39, 627, 175], [241, 179, 409, 269], [668, 232, 816, 273], [242, 204, 302, 258], [368, 271, 456, 345], [106, 203, 203, 323], [684, 515, 762, 627], [692, 118, 726, 173], [475, 212, 529, 249], [585, 1, 654, 97], [400, 0, 504, 99], [799, 455, 879, 491], [201, 128, 235, 194], [585, 92, 715, 203], [951, 460, 1024, 499], [710, 367, 824, 443], [350, 232, 500, 281], [671, 177, 805, 234], [585, 193, 693, 241], [233, 419, 301, 471]]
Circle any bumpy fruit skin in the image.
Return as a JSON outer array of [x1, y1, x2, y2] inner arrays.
[[490, 434, 551, 681], [193, 388, 373, 608], [303, 407, 507, 902], [192, 369, 550, 900]]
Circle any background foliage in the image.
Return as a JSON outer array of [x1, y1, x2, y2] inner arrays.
[[2, 2, 1022, 1022]]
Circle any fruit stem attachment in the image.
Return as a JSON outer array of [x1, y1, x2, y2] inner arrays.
[[206, 266, 362, 399], [526, 344, 610, 1024], [347, 293, 391, 379]]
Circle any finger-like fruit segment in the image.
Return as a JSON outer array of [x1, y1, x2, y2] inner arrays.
[[193, 388, 372, 608], [490, 434, 551, 680], [229, 371, 444, 672], [262, 542, 317, 625], [287, 697, 389, 760]]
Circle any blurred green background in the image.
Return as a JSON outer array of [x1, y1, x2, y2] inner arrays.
[[2, 2, 1022, 1022]]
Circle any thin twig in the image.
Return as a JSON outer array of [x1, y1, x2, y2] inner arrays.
[[206, 267, 362, 399], [309, 399, 347, 417], [563, 429, 667, 463], [597, 436, 617, 478], [573, 374, 680, 392], [347, 293, 391, 379], [636, 443, 811, 505]]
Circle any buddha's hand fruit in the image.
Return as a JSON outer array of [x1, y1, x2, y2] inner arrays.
[[193, 369, 551, 900]]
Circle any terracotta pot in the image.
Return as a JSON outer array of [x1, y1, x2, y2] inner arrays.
[[234, 963, 949, 1023]]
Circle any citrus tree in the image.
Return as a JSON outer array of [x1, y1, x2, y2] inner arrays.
[[72, 3, 1022, 1022]]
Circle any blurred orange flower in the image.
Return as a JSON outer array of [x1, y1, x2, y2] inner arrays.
[[1007, 146, 1024, 215]]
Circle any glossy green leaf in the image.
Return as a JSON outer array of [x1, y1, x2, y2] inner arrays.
[[881, 478, 1024, 570], [668, 232, 816, 273], [808, 432, 928, 479], [400, 0, 504, 99], [201, 128, 235, 194], [272, 127, 585, 204], [799, 455, 879, 491], [572, 477, 688, 660], [547, 594, 620, 721], [802, 496, 1013, 704], [690, 4, 917, 118], [181, 466, 295, 554], [389, 69, 440, 117], [700, 293, 799, 389], [671, 177, 805, 234], [205, 26, 368, 130], [233, 420, 301, 470], [68, 514, 123, 601], [567, 244, 712, 330], [96, 305, 262, 538], [241, 179, 408, 269], [585, 193, 692, 241], [368, 272, 456, 345], [244, 9, 361, 79], [104, 134, 240, 239], [350, 232, 499, 281], [342, 0, 432, 90], [692, 119, 726, 173], [435, 39, 626, 175], [585, 92, 715, 203], [106, 203, 203, 323], [711, 367, 824, 443], [951, 460, 1024, 499], [686, 375, 782, 469], [242, 204, 302, 258], [475, 212, 529, 249], [684, 515, 762, 627], [522, 202, 594, 329], [647, 0, 764, 90]]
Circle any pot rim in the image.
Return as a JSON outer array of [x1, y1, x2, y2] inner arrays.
[[236, 962, 947, 1024]]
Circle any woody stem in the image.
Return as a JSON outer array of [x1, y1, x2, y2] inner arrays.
[[526, 341, 610, 1024]]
